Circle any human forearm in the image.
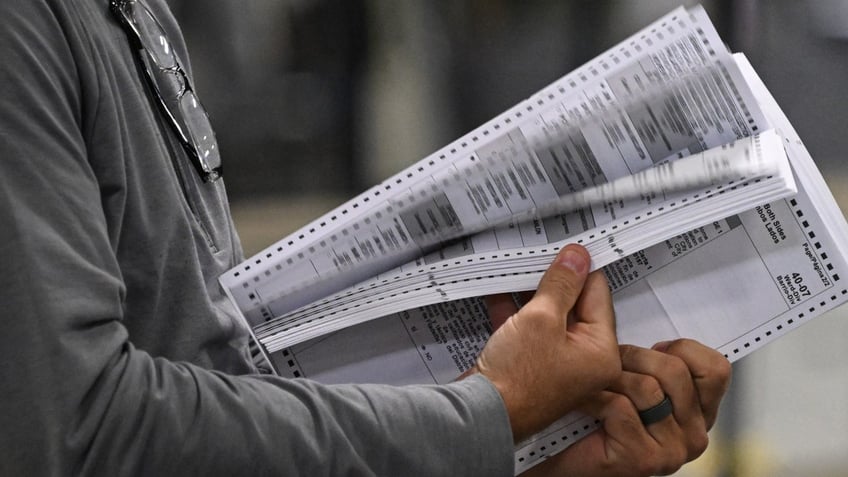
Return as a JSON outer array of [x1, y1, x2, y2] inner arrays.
[[0, 322, 513, 476]]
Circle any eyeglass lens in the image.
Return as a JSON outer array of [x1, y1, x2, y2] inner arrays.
[[180, 92, 219, 169], [116, 0, 222, 181], [131, 5, 177, 70]]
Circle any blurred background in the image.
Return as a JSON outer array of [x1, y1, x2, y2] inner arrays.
[[171, 1, 848, 475]]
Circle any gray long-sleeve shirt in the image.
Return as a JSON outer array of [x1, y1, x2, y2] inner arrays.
[[0, 1, 513, 475]]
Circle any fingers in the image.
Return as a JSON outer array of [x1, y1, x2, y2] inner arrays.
[[572, 269, 616, 333], [605, 371, 686, 460], [620, 344, 700, 423], [522, 244, 590, 326], [578, 390, 689, 476], [525, 244, 620, 393], [618, 344, 711, 461], [608, 371, 666, 413], [654, 339, 732, 429], [512, 344, 728, 477], [487, 244, 612, 334], [474, 244, 621, 443]]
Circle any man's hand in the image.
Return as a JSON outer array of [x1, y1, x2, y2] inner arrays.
[[473, 244, 621, 443], [522, 339, 732, 476]]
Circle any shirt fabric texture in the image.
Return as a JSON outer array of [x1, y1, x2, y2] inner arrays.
[[0, 1, 514, 475]]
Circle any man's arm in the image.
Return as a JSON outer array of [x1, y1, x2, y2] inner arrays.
[[0, 3, 514, 475], [1, 2, 642, 475]]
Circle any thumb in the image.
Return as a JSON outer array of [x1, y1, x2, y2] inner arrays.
[[525, 244, 591, 322]]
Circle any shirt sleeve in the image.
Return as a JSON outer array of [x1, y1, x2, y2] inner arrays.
[[0, 2, 514, 476]]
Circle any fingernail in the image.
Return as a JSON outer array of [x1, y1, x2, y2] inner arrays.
[[558, 248, 587, 274], [652, 341, 672, 352]]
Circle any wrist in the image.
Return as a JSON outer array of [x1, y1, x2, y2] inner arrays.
[[477, 366, 536, 444]]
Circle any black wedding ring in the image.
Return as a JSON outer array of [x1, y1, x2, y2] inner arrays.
[[638, 394, 673, 426]]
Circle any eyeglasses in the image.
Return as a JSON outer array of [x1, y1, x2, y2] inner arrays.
[[111, 0, 222, 182]]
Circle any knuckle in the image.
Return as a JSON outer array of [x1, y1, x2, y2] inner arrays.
[[634, 375, 664, 405], [714, 355, 733, 383], [699, 352, 733, 397], [636, 458, 656, 476], [674, 337, 697, 350], [688, 429, 710, 459], [672, 443, 690, 468], [609, 394, 638, 419], [660, 353, 689, 379], [637, 452, 669, 477], [639, 461, 662, 476], [645, 447, 685, 476], [657, 459, 685, 476], [618, 343, 638, 363]]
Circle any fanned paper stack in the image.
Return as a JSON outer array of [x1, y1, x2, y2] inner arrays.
[[219, 5, 848, 474]]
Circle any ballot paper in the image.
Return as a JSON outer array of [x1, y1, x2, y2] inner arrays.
[[219, 5, 848, 474]]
